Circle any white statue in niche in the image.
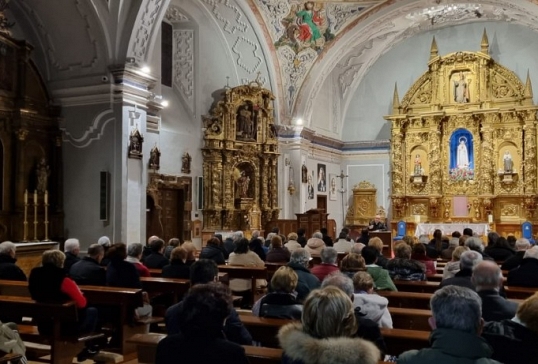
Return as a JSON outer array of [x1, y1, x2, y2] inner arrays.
[[457, 138, 469, 169]]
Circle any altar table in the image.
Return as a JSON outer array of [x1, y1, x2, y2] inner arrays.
[[414, 223, 489, 238]]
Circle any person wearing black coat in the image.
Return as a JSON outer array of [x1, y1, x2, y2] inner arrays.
[[143, 238, 169, 269], [106, 244, 142, 289], [501, 238, 531, 271], [485, 236, 515, 262], [287, 249, 320, 302], [296, 228, 307, 248], [162, 247, 191, 279], [481, 292, 538, 364], [249, 237, 266, 261], [506, 249, 538, 287], [63, 238, 81, 274], [199, 238, 226, 265], [0, 242, 27, 281], [69, 244, 106, 286], [165, 260, 252, 346]]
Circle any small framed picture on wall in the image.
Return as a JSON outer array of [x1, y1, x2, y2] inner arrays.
[[317, 163, 326, 192], [329, 174, 337, 201]]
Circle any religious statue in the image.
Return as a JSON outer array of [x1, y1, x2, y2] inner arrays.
[[149, 145, 161, 170], [236, 103, 258, 140], [301, 162, 308, 183], [457, 137, 469, 169], [181, 152, 191, 174], [36, 158, 50, 193], [236, 171, 250, 198], [413, 154, 422, 175], [503, 151, 513, 173], [128, 127, 144, 158], [454, 71, 470, 103]]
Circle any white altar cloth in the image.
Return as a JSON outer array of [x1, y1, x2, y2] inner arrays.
[[414, 223, 489, 237]]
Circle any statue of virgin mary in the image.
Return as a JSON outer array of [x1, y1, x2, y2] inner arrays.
[[457, 137, 469, 169]]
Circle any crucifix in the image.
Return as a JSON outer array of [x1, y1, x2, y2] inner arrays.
[[337, 170, 348, 229]]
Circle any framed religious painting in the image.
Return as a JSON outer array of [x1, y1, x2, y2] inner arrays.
[[317, 164, 327, 192], [329, 174, 337, 201]]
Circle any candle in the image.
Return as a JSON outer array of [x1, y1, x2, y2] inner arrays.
[[44, 190, 48, 204], [414, 215, 420, 223], [34, 190, 37, 202], [24, 190, 28, 204], [488, 214, 493, 223]]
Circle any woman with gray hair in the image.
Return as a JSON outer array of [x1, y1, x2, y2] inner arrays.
[[278, 286, 380, 364], [287, 248, 320, 302]]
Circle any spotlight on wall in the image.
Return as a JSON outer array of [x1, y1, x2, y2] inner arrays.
[[295, 118, 304, 126], [141, 66, 151, 73], [161, 100, 169, 107]]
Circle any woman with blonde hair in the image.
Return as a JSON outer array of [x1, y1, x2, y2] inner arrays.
[[339, 253, 366, 279], [252, 266, 302, 319], [367, 237, 389, 268], [284, 232, 301, 253], [278, 286, 380, 364]]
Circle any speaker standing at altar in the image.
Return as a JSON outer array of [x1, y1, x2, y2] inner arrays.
[[368, 215, 387, 231]]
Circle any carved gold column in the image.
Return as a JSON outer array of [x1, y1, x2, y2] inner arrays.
[[426, 116, 442, 195], [390, 123, 404, 196], [261, 157, 269, 210], [480, 115, 495, 195], [523, 115, 537, 195]]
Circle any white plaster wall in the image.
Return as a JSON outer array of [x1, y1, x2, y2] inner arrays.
[[342, 151, 391, 219], [310, 74, 340, 139], [62, 104, 120, 248], [342, 21, 538, 142]]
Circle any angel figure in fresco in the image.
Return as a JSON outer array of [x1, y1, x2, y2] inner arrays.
[[296, 2, 322, 45], [454, 72, 470, 103], [503, 151, 514, 173], [457, 138, 469, 169]]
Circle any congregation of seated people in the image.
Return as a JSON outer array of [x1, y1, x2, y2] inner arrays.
[[2, 225, 538, 364]]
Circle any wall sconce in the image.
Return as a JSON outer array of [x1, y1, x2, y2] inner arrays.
[[288, 166, 295, 195]]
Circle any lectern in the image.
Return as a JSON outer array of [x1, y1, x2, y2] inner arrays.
[[296, 209, 328, 239]]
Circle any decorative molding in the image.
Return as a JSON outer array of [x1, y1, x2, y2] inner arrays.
[[17, 0, 100, 73], [173, 29, 195, 114], [232, 36, 263, 74], [202, 0, 248, 34], [130, 0, 164, 62], [61, 109, 115, 148], [278, 46, 317, 111], [165, 5, 190, 23]]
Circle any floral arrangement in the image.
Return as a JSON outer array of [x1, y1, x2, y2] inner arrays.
[[449, 167, 474, 181]]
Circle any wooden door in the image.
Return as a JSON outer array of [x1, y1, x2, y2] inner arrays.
[[161, 188, 183, 242], [317, 195, 327, 212]]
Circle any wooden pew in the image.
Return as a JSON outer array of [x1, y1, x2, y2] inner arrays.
[[147, 269, 230, 285], [380, 328, 430, 356], [504, 286, 538, 299], [0, 280, 153, 357], [218, 265, 268, 304], [426, 274, 443, 282], [127, 333, 282, 364], [378, 291, 433, 309], [394, 280, 439, 293], [238, 314, 292, 348], [140, 277, 190, 304], [0, 296, 103, 364], [0, 353, 23, 363], [389, 307, 431, 331], [265, 262, 287, 282]]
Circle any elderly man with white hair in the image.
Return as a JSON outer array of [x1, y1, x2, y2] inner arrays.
[[0, 241, 26, 281], [310, 247, 339, 282], [63, 238, 81, 272], [305, 231, 325, 255], [465, 236, 494, 261], [507, 246, 538, 287], [287, 248, 320, 302], [502, 238, 531, 271], [224, 231, 243, 256], [440, 250, 482, 290]]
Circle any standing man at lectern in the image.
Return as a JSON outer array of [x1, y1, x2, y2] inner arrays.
[[369, 215, 387, 231]]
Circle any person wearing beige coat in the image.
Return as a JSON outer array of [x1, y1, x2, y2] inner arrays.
[[228, 238, 267, 292], [305, 232, 326, 256]]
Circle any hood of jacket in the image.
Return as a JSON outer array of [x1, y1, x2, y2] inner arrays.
[[278, 322, 379, 364], [306, 238, 325, 249], [353, 294, 388, 323]]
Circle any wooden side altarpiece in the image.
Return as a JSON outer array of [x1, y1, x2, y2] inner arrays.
[[201, 78, 279, 233], [386, 31, 538, 235], [0, 30, 63, 241]]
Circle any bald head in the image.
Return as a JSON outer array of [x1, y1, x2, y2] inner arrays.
[[472, 261, 503, 291], [148, 235, 159, 245]]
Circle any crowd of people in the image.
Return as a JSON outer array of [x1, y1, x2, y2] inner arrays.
[[0, 224, 537, 363]]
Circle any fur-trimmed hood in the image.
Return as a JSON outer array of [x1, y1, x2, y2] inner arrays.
[[278, 322, 380, 364]]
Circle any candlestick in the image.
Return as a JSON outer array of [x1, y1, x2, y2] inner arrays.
[[34, 190, 37, 203], [24, 190, 28, 205], [44, 190, 48, 204], [488, 214, 493, 224]]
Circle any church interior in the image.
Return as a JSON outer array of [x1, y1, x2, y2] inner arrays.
[[1, 0, 538, 248]]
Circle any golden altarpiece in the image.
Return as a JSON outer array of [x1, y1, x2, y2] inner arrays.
[[0, 27, 63, 242], [201, 78, 279, 236], [386, 32, 538, 236]]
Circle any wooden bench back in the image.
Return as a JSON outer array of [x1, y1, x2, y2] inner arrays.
[[0, 295, 79, 322]]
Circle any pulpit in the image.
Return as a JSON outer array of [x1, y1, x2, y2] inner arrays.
[[296, 209, 328, 239]]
